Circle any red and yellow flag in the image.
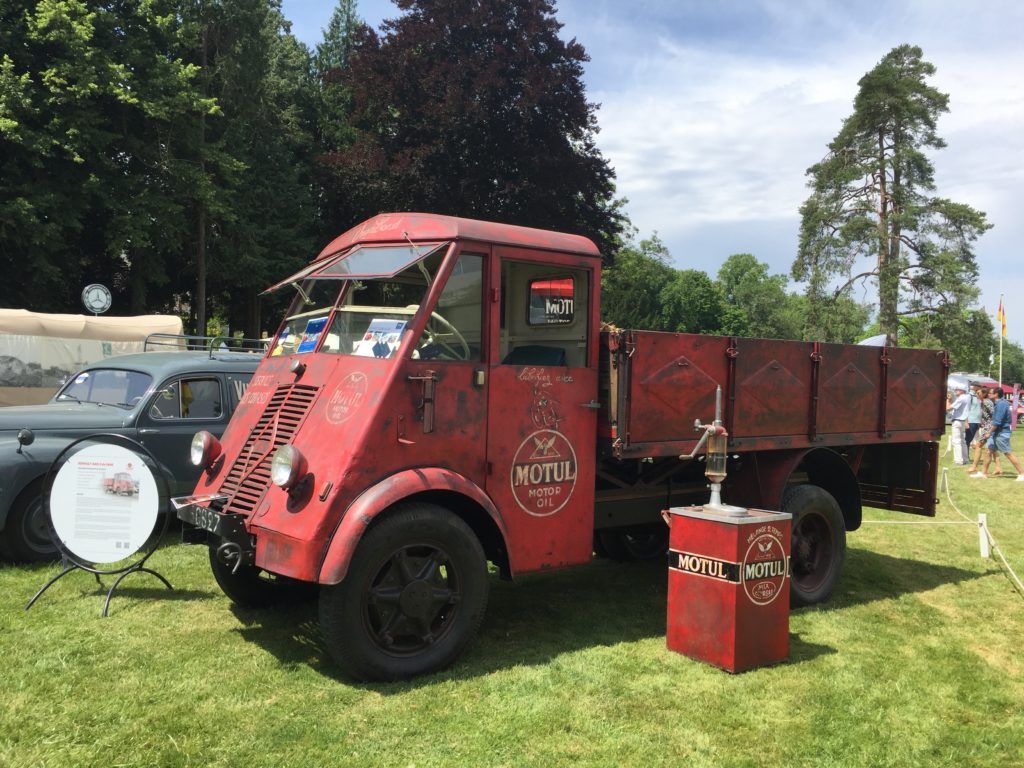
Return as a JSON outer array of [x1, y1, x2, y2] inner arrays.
[[997, 299, 1007, 337]]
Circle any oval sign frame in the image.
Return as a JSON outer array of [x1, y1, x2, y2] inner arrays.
[[43, 434, 171, 572]]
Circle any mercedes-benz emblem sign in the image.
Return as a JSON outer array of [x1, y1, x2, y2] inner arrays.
[[82, 283, 112, 315]]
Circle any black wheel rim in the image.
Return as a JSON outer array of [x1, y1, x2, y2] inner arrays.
[[791, 513, 834, 592], [361, 543, 461, 656], [22, 498, 56, 556]]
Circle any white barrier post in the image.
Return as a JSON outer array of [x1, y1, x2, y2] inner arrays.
[[979, 514, 990, 559]]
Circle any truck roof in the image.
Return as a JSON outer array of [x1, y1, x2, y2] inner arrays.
[[314, 213, 602, 263]]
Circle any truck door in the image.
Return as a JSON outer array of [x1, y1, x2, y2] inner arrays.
[[485, 253, 598, 572]]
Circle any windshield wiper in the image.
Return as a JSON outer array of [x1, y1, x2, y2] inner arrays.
[[57, 394, 83, 403]]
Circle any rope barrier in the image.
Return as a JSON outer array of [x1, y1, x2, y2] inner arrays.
[[860, 467, 1023, 599], [941, 467, 1024, 599]]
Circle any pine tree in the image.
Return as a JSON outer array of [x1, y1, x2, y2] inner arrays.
[[793, 45, 990, 344]]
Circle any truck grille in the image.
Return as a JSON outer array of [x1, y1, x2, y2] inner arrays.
[[221, 383, 319, 515]]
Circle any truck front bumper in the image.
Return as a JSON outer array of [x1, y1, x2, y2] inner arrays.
[[172, 494, 256, 567]]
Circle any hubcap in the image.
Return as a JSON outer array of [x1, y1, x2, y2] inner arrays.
[[363, 545, 460, 655], [792, 514, 832, 590]]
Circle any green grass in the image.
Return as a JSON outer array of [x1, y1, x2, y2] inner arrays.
[[2, 433, 1023, 767]]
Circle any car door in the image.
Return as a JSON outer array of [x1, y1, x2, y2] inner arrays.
[[137, 375, 229, 494]]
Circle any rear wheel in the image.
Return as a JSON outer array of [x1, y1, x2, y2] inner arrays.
[[319, 503, 489, 681], [1, 483, 58, 563], [782, 485, 846, 607], [208, 543, 316, 608]]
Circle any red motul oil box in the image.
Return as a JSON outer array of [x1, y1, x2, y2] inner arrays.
[[666, 506, 791, 672]]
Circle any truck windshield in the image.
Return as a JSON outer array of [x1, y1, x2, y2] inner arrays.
[[270, 243, 450, 359], [55, 369, 154, 408]]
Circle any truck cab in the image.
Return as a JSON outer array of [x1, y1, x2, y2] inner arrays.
[[179, 213, 603, 680]]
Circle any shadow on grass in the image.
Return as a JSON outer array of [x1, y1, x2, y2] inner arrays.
[[808, 547, 986, 613], [221, 547, 983, 688], [22, 566, 215, 614]]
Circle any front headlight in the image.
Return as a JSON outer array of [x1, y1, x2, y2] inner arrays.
[[190, 431, 222, 469], [271, 444, 307, 489]]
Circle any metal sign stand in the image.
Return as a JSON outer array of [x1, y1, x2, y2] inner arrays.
[[25, 434, 173, 616]]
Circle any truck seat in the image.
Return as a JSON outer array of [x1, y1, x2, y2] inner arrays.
[[502, 345, 567, 366]]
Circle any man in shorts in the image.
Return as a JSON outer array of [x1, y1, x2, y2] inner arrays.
[[981, 389, 1024, 481]]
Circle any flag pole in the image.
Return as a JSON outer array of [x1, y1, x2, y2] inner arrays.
[[998, 293, 1004, 387]]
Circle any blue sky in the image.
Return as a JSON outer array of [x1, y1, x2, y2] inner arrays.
[[281, 0, 1024, 351]]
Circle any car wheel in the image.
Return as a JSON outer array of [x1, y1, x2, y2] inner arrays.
[[319, 503, 489, 681], [1, 482, 59, 563]]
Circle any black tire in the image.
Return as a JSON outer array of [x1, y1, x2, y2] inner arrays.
[[597, 525, 668, 562], [319, 503, 489, 681], [782, 485, 846, 607], [1, 482, 58, 563], [208, 543, 317, 609]]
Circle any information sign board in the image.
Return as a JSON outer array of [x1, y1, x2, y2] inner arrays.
[[49, 444, 159, 564]]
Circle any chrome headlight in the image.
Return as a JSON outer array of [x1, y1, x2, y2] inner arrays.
[[271, 444, 307, 489], [190, 431, 222, 469]]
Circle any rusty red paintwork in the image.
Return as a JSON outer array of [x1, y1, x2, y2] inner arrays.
[[666, 506, 792, 672], [601, 330, 946, 458]]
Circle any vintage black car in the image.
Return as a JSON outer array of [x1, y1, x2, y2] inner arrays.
[[0, 350, 259, 562]]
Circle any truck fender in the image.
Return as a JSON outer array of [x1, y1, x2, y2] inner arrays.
[[317, 467, 510, 585]]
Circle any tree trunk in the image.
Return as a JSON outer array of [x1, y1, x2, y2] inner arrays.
[[876, 129, 899, 343]]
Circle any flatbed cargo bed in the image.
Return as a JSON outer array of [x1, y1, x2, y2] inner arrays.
[[600, 330, 948, 458]]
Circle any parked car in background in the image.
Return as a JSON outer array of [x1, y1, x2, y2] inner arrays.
[[0, 349, 260, 562]]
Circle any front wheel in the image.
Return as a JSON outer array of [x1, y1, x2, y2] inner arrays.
[[319, 503, 489, 681], [782, 485, 846, 607]]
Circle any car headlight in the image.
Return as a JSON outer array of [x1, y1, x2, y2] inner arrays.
[[190, 431, 222, 469], [271, 444, 307, 489]]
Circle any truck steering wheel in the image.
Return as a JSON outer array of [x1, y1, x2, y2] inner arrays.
[[422, 311, 470, 360]]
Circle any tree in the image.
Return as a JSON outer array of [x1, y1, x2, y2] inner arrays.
[[660, 269, 744, 336], [320, 0, 626, 256], [601, 235, 676, 329], [201, 3, 319, 337], [716, 253, 801, 339], [793, 45, 990, 344], [0, 0, 214, 313]]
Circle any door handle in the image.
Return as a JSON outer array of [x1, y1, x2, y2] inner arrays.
[[579, 400, 601, 410], [139, 428, 160, 435], [407, 371, 437, 433]]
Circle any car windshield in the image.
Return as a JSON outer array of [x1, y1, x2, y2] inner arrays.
[[271, 243, 449, 359], [55, 368, 154, 408]]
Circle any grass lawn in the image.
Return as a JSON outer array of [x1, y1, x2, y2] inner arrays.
[[2, 433, 1023, 767]]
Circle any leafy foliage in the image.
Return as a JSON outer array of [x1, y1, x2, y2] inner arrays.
[[793, 45, 990, 343], [320, 0, 626, 257]]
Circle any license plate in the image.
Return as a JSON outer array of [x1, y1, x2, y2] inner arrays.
[[191, 505, 222, 534]]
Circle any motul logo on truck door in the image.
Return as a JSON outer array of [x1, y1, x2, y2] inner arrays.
[[510, 429, 578, 517]]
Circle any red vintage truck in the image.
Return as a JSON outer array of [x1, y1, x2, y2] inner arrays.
[[175, 213, 946, 680]]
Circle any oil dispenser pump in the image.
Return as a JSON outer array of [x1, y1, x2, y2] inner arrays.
[[681, 386, 748, 516]]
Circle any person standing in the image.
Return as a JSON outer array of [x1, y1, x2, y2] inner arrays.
[[980, 389, 1024, 480], [966, 383, 983, 460], [948, 386, 971, 466], [968, 387, 1001, 477]]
